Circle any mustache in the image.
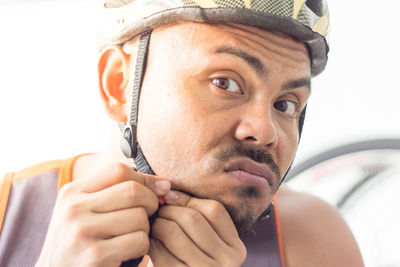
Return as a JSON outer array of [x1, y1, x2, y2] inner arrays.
[[216, 144, 281, 180]]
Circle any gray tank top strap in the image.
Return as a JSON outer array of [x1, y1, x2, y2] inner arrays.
[[0, 170, 59, 267], [241, 208, 284, 267]]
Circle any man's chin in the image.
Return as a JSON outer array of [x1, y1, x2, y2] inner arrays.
[[177, 184, 268, 236], [222, 201, 259, 236], [214, 186, 267, 236]]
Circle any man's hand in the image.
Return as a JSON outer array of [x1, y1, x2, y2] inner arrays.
[[148, 191, 247, 267], [35, 163, 171, 267]]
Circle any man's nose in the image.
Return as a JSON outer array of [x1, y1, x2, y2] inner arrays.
[[233, 105, 278, 148]]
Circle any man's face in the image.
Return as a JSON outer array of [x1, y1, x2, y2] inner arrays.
[[136, 22, 311, 233]]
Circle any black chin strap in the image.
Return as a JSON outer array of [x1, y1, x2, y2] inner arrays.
[[120, 31, 154, 175], [119, 31, 154, 267]]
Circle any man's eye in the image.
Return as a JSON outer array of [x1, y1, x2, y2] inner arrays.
[[212, 78, 241, 94], [274, 100, 299, 117]]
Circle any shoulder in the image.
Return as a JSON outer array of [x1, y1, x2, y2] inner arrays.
[[275, 186, 364, 267], [0, 155, 84, 232]]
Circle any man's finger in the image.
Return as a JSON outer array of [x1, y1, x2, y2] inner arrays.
[[88, 181, 159, 215], [157, 205, 227, 259], [164, 190, 239, 247], [148, 237, 187, 267], [151, 217, 214, 265], [88, 207, 150, 238], [100, 230, 151, 263], [81, 163, 170, 196]]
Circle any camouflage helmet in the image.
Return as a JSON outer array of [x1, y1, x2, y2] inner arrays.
[[99, 0, 329, 76]]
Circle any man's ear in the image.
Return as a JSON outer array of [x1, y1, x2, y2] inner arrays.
[[98, 45, 131, 122]]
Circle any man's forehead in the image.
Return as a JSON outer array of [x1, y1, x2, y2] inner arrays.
[[153, 22, 309, 58], [145, 21, 311, 85]]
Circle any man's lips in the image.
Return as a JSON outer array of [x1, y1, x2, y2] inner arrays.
[[224, 158, 277, 189]]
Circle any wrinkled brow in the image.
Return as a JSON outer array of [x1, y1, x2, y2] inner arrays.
[[282, 78, 311, 92], [214, 46, 267, 76]]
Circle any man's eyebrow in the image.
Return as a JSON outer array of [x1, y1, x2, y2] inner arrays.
[[214, 46, 267, 76], [282, 78, 311, 91]]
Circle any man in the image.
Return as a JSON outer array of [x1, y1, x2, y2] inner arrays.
[[0, 0, 364, 266]]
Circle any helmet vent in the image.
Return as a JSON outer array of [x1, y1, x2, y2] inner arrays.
[[305, 0, 325, 17]]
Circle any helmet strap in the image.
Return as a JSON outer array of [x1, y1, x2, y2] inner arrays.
[[298, 105, 307, 137], [258, 202, 274, 220], [257, 106, 307, 221], [120, 30, 154, 175]]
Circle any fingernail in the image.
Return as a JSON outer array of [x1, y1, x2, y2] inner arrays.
[[164, 191, 180, 201], [155, 180, 170, 193]]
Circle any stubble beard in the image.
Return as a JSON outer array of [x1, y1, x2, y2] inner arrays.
[[210, 143, 282, 236], [214, 185, 263, 236]]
